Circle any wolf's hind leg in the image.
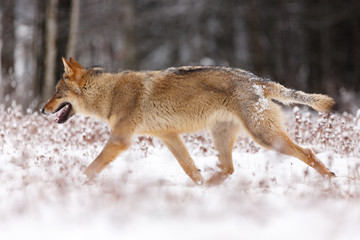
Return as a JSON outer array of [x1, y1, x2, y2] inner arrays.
[[207, 121, 239, 185], [159, 134, 204, 185], [239, 103, 334, 177], [254, 130, 334, 177]]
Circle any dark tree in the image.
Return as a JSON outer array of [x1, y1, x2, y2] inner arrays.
[[0, 0, 16, 102]]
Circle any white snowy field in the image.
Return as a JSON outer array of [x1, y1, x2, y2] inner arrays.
[[1, 105, 360, 240]]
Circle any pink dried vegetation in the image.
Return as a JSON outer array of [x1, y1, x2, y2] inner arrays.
[[1, 104, 360, 220], [288, 107, 360, 156]]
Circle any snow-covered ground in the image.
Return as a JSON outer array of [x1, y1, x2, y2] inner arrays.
[[1, 105, 360, 240]]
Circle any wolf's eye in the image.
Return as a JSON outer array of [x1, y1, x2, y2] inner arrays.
[[55, 88, 63, 95]]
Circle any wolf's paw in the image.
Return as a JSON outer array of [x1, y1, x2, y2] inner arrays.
[[84, 167, 98, 181], [189, 172, 205, 185], [206, 172, 230, 186]]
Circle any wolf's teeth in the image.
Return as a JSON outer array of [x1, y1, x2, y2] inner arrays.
[[54, 104, 69, 123]]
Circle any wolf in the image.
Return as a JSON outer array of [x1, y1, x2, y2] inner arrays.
[[41, 57, 335, 184]]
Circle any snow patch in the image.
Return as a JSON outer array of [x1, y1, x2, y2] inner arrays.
[[0, 105, 360, 239], [252, 84, 270, 124]]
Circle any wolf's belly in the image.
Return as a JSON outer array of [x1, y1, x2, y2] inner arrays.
[[137, 108, 240, 135]]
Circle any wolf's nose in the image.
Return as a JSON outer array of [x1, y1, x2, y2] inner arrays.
[[40, 108, 45, 114]]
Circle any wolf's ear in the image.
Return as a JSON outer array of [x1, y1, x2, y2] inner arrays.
[[62, 57, 86, 89], [69, 57, 84, 69], [62, 57, 75, 76]]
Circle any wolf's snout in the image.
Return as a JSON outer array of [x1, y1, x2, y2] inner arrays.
[[40, 108, 46, 115]]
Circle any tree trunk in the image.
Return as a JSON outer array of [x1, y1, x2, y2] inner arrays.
[[56, 0, 71, 79], [43, 0, 58, 102], [32, 0, 46, 108], [123, 0, 137, 70], [215, 0, 235, 65], [353, 17, 360, 91], [66, 0, 80, 58], [0, 0, 16, 102], [246, 0, 265, 75]]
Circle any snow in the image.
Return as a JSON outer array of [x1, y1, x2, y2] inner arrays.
[[253, 84, 270, 123], [1, 105, 360, 240]]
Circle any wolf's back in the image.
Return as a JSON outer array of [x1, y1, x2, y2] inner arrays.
[[263, 82, 335, 113]]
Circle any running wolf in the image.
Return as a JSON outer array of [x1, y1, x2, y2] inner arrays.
[[41, 58, 335, 184]]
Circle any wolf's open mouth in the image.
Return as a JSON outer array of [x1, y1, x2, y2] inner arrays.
[[53, 102, 73, 124]]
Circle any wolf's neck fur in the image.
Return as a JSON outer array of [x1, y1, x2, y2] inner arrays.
[[82, 71, 145, 125]]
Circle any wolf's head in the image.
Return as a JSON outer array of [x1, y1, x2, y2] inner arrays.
[[40, 57, 92, 124]]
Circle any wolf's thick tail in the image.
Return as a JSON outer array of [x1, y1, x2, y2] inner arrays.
[[263, 82, 335, 113]]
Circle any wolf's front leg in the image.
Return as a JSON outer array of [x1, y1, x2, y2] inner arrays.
[[159, 134, 204, 185], [84, 135, 131, 180]]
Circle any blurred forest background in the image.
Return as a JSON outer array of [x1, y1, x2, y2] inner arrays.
[[0, 0, 360, 112]]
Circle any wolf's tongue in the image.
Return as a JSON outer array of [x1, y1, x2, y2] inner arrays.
[[55, 105, 68, 123]]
